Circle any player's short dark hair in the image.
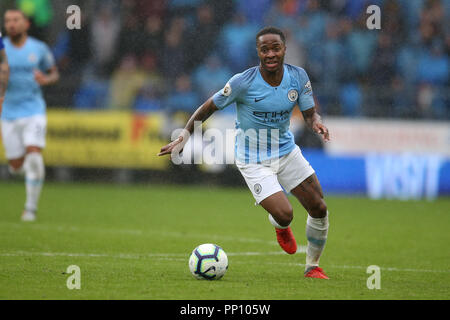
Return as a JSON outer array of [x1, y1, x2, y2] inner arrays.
[[5, 8, 29, 20], [256, 27, 286, 45]]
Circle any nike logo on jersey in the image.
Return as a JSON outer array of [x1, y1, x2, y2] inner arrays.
[[255, 97, 266, 102]]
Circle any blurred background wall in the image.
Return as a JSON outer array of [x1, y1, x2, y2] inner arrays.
[[0, 0, 449, 199]]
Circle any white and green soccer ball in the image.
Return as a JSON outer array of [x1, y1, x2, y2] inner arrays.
[[188, 244, 228, 280]]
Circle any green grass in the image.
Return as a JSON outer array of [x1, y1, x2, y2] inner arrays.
[[0, 181, 449, 300]]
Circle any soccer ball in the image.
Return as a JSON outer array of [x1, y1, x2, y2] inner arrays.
[[188, 244, 228, 280]]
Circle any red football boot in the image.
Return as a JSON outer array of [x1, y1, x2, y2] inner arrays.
[[275, 227, 297, 254], [304, 267, 329, 279]]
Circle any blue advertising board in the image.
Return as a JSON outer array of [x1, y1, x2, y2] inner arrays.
[[303, 149, 450, 199]]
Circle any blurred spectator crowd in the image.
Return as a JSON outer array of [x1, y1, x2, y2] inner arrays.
[[3, 0, 450, 119]]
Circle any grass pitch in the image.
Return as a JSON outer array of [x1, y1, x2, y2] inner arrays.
[[0, 181, 449, 300]]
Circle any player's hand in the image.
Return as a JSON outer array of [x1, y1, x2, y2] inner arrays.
[[0, 97, 3, 115], [34, 70, 49, 86], [158, 136, 185, 157], [312, 122, 330, 142]]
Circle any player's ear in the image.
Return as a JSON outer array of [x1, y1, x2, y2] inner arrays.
[[255, 38, 261, 53], [23, 15, 31, 30]]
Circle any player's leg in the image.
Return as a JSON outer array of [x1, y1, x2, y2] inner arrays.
[[4, 145, 45, 221], [22, 146, 45, 220], [22, 115, 47, 221], [235, 161, 297, 254], [0, 118, 37, 221], [1, 119, 26, 175], [290, 174, 329, 279], [259, 191, 298, 254], [276, 146, 329, 278], [8, 157, 25, 174], [260, 191, 293, 227]]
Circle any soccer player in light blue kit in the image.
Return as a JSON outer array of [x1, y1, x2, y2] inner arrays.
[[1, 9, 59, 221], [159, 27, 330, 279], [0, 31, 9, 114]]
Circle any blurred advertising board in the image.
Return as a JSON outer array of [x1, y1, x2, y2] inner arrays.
[[318, 117, 450, 199], [324, 118, 450, 157], [304, 150, 449, 199], [1, 111, 449, 198], [0, 110, 169, 169]]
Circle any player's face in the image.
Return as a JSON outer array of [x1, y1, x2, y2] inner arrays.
[[257, 34, 286, 73], [4, 11, 29, 38]]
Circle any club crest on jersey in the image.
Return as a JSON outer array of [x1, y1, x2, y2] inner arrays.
[[222, 83, 232, 97], [288, 89, 298, 102], [28, 53, 38, 64]]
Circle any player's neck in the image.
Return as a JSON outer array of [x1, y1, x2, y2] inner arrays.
[[10, 33, 28, 48], [259, 64, 284, 87]]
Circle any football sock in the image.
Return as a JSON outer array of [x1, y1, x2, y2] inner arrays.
[[305, 211, 329, 271], [24, 152, 45, 213], [268, 213, 289, 229]]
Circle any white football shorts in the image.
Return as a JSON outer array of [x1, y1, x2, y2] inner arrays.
[[1, 114, 47, 159], [236, 145, 315, 204]]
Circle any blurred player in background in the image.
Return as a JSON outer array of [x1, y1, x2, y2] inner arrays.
[[0, 31, 9, 114], [159, 27, 331, 279], [1, 9, 59, 221]]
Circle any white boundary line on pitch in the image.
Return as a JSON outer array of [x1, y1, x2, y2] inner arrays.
[[1, 222, 280, 246], [245, 261, 450, 274], [1, 250, 449, 274], [0, 250, 296, 259]]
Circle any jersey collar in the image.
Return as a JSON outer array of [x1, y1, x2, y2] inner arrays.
[[257, 64, 288, 89]]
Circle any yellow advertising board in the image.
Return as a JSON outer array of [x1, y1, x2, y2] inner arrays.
[[0, 110, 170, 169]]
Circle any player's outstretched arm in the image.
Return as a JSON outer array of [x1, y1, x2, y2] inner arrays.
[[0, 49, 9, 111], [302, 107, 330, 142], [34, 65, 60, 86], [158, 97, 219, 156]]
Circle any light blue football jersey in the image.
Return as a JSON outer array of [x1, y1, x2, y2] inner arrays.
[[2, 36, 55, 120], [212, 64, 315, 163]]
